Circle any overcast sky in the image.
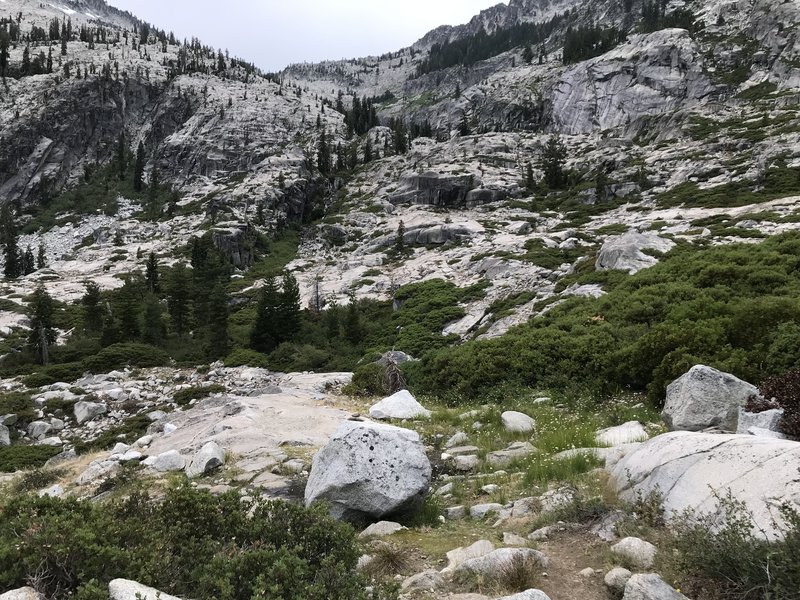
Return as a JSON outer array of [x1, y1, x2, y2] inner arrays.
[[109, 0, 503, 71]]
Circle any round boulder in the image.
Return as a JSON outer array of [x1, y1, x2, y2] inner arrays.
[[305, 420, 431, 521], [501, 411, 536, 433], [369, 390, 431, 420]]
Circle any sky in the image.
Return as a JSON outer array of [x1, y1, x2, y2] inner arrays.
[[109, 0, 504, 71]]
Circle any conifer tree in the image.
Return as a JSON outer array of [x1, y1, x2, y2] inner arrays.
[[37, 243, 46, 269], [363, 137, 373, 163], [277, 272, 301, 343], [207, 283, 229, 359], [250, 274, 280, 353], [1, 205, 21, 279], [22, 245, 35, 275], [525, 161, 535, 191], [116, 133, 126, 180], [147, 168, 160, 218], [0, 30, 9, 82], [317, 129, 331, 175], [323, 302, 339, 340], [522, 44, 534, 64], [145, 252, 159, 293], [343, 292, 362, 345], [82, 281, 104, 334], [166, 262, 190, 336], [100, 311, 119, 347], [133, 142, 145, 192], [141, 293, 164, 345], [28, 284, 56, 365], [540, 134, 567, 189], [116, 281, 140, 341]]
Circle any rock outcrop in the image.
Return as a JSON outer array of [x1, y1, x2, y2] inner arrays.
[[109, 579, 184, 600], [610, 432, 800, 540], [369, 390, 431, 420], [305, 420, 432, 521], [663, 365, 759, 432], [596, 231, 676, 274]]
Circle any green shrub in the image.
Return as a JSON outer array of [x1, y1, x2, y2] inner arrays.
[[345, 362, 386, 396], [173, 384, 226, 407], [81, 343, 171, 372], [74, 414, 153, 454], [670, 494, 800, 600], [0, 392, 36, 422], [223, 348, 270, 368], [12, 467, 67, 492], [0, 445, 62, 473], [0, 485, 395, 600]]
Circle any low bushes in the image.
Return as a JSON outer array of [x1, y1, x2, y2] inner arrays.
[[173, 384, 226, 407], [756, 369, 800, 437], [0, 445, 62, 472], [0, 485, 396, 600]]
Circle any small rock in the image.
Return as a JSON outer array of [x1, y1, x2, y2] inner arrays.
[[0, 587, 44, 600], [445, 505, 466, 520], [454, 548, 549, 576], [442, 539, 494, 573], [445, 431, 469, 448], [453, 454, 479, 471], [611, 537, 657, 569], [481, 484, 499, 494], [435, 482, 454, 496], [596, 421, 648, 446], [401, 570, 446, 592], [539, 487, 576, 513], [487, 441, 537, 467], [470, 503, 504, 519], [503, 532, 529, 546], [185, 441, 225, 478], [27, 420, 52, 440], [282, 458, 305, 474], [369, 389, 431, 420], [0, 424, 11, 447], [501, 411, 536, 433], [579, 567, 595, 577], [133, 435, 153, 448], [74, 401, 107, 425], [622, 574, 689, 600], [37, 437, 63, 447], [152, 450, 186, 472], [497, 591, 551, 600], [111, 442, 131, 455], [358, 521, 406, 538], [108, 579, 184, 600], [604, 567, 633, 594]]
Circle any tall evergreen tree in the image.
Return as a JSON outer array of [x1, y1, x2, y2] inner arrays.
[[141, 293, 164, 345], [145, 252, 159, 293], [147, 168, 160, 218], [276, 272, 301, 343], [116, 281, 140, 341], [250, 275, 280, 353], [1, 206, 21, 279], [317, 129, 331, 175], [166, 262, 191, 336], [207, 283, 229, 359], [343, 293, 362, 345], [37, 243, 46, 269], [116, 133, 126, 180], [82, 281, 104, 334], [22, 245, 35, 275], [28, 285, 56, 365], [540, 134, 567, 189], [0, 30, 9, 82], [522, 44, 534, 64], [133, 142, 145, 192]]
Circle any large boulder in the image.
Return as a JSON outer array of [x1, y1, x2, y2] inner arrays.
[[501, 411, 536, 433], [185, 442, 225, 478], [622, 574, 689, 600], [596, 421, 648, 446], [497, 591, 551, 600], [610, 537, 657, 569], [610, 432, 800, 540], [596, 231, 675, 274], [74, 401, 108, 425], [108, 579, 184, 600], [662, 365, 758, 432], [453, 548, 549, 576], [0, 424, 9, 447], [305, 420, 431, 521], [369, 390, 431, 420]]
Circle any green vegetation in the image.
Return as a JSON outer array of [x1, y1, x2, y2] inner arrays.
[[74, 414, 154, 454], [0, 444, 62, 472], [407, 233, 800, 402], [173, 384, 226, 407], [0, 484, 398, 600]]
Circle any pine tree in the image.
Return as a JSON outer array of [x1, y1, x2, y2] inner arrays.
[[0, 30, 10, 82], [82, 281, 104, 334], [363, 137, 373, 163], [317, 129, 331, 175], [116, 281, 140, 341], [522, 45, 534, 64], [343, 293, 362, 345], [595, 168, 609, 201], [28, 285, 56, 365], [453, 83, 461, 99], [147, 168, 160, 219], [323, 302, 339, 340], [36, 243, 46, 269], [133, 142, 145, 192], [207, 283, 229, 359], [540, 134, 567, 189], [250, 274, 280, 353], [61, 37, 67, 56], [1, 205, 21, 279], [525, 161, 535, 191], [116, 133, 126, 180], [166, 262, 190, 336], [276, 272, 301, 343], [458, 115, 471, 137], [145, 252, 159, 293], [22, 245, 35, 275], [395, 220, 406, 255], [141, 293, 164, 345], [21, 45, 30, 75]]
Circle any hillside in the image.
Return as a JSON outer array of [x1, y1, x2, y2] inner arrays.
[[1, 0, 800, 598]]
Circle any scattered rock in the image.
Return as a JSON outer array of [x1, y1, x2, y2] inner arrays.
[[487, 441, 537, 467], [737, 408, 784, 435], [662, 365, 758, 432], [579, 567, 596, 577], [454, 548, 549, 576], [501, 411, 536, 433], [369, 390, 431, 420], [497, 591, 551, 600], [152, 450, 186, 472], [605, 567, 633, 594], [445, 505, 467, 520], [358, 521, 406, 538], [27, 420, 52, 440], [442, 539, 495, 573], [401, 570, 446, 592], [470, 503, 504, 519], [622, 574, 689, 600], [185, 442, 225, 478], [596, 421, 648, 446], [453, 454, 480, 471], [539, 487, 576, 513], [611, 537, 657, 569], [445, 431, 469, 448], [305, 420, 431, 521], [447, 445, 480, 456], [0, 588, 43, 600], [0, 424, 10, 447], [503, 532, 529, 546], [74, 401, 108, 425], [39, 484, 64, 498], [108, 579, 184, 600]]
